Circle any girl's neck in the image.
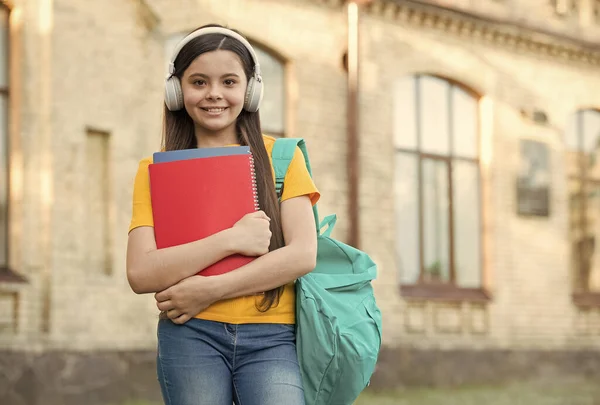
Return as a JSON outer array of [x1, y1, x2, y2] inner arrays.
[[194, 126, 239, 148]]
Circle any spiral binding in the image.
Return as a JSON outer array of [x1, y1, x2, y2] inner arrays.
[[249, 152, 260, 211]]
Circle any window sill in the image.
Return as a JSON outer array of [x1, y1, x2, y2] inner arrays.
[[572, 292, 600, 308], [0, 266, 27, 284], [399, 283, 492, 303]]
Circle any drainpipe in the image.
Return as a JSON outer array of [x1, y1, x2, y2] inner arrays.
[[346, 0, 371, 248]]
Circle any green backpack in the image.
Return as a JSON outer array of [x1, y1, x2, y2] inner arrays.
[[272, 138, 383, 405]]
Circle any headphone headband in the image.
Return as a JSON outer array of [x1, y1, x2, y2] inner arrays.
[[168, 27, 261, 78]]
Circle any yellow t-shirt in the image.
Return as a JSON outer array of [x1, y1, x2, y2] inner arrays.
[[128, 135, 320, 324]]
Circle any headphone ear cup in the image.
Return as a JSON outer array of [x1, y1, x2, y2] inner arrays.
[[244, 77, 263, 113], [164, 76, 184, 111]]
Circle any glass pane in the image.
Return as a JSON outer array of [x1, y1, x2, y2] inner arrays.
[[452, 87, 478, 158], [569, 180, 600, 292], [565, 112, 580, 151], [419, 77, 450, 156], [393, 77, 417, 150], [568, 178, 584, 241], [566, 150, 583, 178], [569, 178, 600, 292], [582, 110, 600, 154], [395, 152, 419, 284], [452, 161, 481, 288], [0, 6, 7, 88], [587, 181, 600, 292], [588, 150, 600, 182], [517, 140, 550, 216], [0, 95, 6, 265], [422, 158, 450, 282], [253, 45, 284, 135]]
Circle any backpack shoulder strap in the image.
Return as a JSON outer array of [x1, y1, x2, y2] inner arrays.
[[272, 137, 321, 232], [272, 138, 312, 197]]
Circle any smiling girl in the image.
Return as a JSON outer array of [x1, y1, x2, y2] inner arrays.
[[126, 24, 319, 405]]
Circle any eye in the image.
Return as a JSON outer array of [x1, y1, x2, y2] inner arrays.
[[224, 79, 236, 86], [193, 79, 206, 86]]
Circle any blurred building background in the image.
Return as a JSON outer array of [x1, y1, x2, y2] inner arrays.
[[1, 0, 600, 404]]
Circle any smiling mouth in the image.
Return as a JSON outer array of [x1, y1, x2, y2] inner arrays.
[[201, 107, 228, 113]]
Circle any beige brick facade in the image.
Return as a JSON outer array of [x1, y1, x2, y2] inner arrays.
[[2, 0, 600, 378]]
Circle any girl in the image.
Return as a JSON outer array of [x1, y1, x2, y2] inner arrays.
[[126, 24, 319, 405]]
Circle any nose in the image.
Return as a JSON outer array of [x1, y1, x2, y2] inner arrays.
[[206, 85, 223, 101]]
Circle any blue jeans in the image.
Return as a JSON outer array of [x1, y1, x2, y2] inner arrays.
[[156, 318, 305, 405]]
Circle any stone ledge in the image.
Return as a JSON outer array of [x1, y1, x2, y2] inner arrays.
[[0, 267, 27, 284], [0, 350, 162, 405], [309, 0, 600, 66], [400, 284, 492, 303], [370, 347, 600, 389], [573, 292, 600, 308]]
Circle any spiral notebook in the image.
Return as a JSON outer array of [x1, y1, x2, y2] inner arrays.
[[153, 146, 250, 164], [148, 149, 259, 276]]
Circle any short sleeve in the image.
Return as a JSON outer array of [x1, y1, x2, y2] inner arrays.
[[280, 147, 320, 205], [128, 158, 154, 233]]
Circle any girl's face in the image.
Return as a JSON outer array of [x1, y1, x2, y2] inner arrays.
[[181, 50, 248, 143]]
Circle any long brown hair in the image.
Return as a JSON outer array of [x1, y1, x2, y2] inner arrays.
[[162, 24, 285, 311]]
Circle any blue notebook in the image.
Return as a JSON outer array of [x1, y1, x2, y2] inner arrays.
[[153, 146, 250, 163]]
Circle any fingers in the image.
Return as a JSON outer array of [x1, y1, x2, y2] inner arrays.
[[156, 299, 174, 312], [172, 314, 191, 325], [154, 289, 171, 302], [167, 308, 183, 320]]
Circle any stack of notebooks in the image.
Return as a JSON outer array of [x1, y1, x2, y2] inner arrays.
[[148, 146, 260, 276]]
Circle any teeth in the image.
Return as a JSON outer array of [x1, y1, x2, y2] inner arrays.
[[206, 108, 225, 112]]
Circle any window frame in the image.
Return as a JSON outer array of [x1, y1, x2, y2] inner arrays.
[[567, 108, 600, 307], [0, 1, 25, 287], [396, 75, 489, 303], [0, 1, 10, 272], [247, 38, 287, 139]]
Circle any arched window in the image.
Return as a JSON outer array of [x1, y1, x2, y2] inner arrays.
[[566, 109, 600, 293], [394, 75, 482, 289], [165, 34, 286, 137], [0, 3, 9, 267], [250, 43, 285, 137]]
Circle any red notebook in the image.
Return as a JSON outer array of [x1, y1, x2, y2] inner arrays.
[[148, 153, 259, 276]]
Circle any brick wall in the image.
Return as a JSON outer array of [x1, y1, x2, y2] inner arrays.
[[0, 0, 599, 373], [361, 3, 600, 350]]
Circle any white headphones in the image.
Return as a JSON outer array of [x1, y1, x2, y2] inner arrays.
[[164, 27, 264, 113]]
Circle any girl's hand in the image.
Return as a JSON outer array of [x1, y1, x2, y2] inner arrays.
[[155, 276, 219, 324], [231, 210, 272, 256]]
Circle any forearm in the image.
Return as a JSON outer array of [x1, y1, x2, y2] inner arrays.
[[128, 228, 235, 294], [214, 244, 316, 300]]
